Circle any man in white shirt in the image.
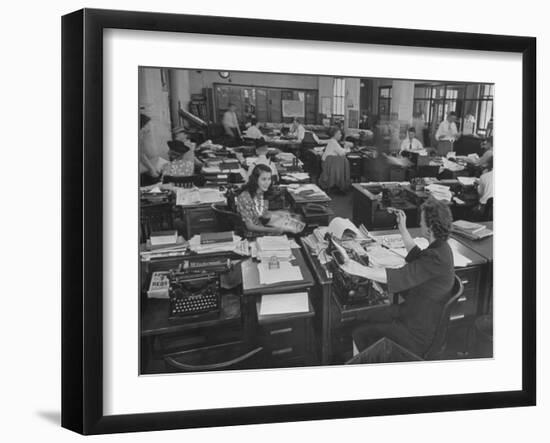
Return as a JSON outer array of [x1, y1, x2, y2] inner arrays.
[[246, 141, 278, 179], [478, 156, 493, 205], [222, 103, 242, 144], [435, 111, 461, 155], [399, 127, 424, 155], [244, 118, 264, 139]]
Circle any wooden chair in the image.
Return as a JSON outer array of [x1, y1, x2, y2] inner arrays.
[[164, 342, 264, 372], [349, 275, 464, 362], [423, 274, 465, 359]]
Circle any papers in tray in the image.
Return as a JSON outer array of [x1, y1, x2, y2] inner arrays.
[[259, 292, 309, 316], [258, 261, 303, 285], [176, 187, 226, 206]]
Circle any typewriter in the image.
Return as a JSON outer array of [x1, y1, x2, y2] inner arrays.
[[166, 258, 234, 321], [167, 268, 221, 321], [325, 234, 389, 310]]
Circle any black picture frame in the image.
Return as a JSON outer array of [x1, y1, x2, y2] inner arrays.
[[61, 8, 536, 435]]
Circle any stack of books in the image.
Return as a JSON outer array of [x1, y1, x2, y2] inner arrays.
[[452, 220, 493, 240]]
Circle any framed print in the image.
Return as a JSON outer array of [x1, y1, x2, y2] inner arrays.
[[61, 8, 536, 435]]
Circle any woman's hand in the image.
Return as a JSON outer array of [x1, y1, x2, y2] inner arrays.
[[394, 209, 407, 231]]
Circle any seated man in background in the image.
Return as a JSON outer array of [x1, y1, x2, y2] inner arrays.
[[341, 198, 455, 357], [246, 139, 278, 181], [399, 127, 424, 156], [290, 117, 324, 144], [474, 156, 493, 220], [243, 118, 264, 140]]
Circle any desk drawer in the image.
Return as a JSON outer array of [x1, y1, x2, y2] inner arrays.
[[452, 268, 481, 320], [258, 318, 311, 361]]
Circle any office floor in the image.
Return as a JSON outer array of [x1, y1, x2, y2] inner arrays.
[[326, 188, 353, 221]]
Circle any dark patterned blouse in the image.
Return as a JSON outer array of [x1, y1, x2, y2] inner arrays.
[[235, 190, 269, 231]]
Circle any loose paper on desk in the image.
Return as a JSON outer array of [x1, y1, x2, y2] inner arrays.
[[451, 249, 472, 267], [328, 217, 363, 240], [457, 176, 478, 186], [259, 292, 309, 316], [258, 261, 303, 285]]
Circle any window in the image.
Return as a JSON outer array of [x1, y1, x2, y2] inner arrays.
[[378, 86, 392, 119], [333, 78, 345, 116], [413, 82, 494, 141]]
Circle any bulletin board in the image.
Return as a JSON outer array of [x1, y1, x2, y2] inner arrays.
[[282, 100, 305, 118]]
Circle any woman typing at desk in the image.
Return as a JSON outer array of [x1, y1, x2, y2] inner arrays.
[[236, 164, 303, 236], [341, 197, 455, 357]]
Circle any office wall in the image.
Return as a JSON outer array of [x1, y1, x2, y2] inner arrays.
[[391, 80, 415, 123], [188, 70, 319, 93]]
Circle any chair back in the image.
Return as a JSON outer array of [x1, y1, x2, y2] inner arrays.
[[318, 155, 351, 192], [423, 274, 464, 359], [211, 203, 245, 236]]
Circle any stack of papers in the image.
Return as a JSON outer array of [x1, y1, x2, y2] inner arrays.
[[188, 233, 247, 254], [258, 261, 303, 285], [441, 157, 465, 172], [256, 236, 293, 261], [425, 183, 453, 201], [259, 292, 309, 316], [281, 172, 310, 181]]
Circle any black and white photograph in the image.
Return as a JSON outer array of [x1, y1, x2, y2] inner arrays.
[[138, 67, 494, 374]]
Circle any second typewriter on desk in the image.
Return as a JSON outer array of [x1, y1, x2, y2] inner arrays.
[[167, 259, 232, 321], [325, 234, 390, 310]]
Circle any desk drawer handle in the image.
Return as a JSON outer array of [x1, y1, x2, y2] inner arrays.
[[198, 217, 215, 223], [461, 279, 470, 285], [272, 347, 293, 356], [270, 327, 293, 335], [450, 314, 465, 321], [458, 296, 467, 303]]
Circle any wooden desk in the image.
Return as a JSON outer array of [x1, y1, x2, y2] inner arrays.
[[141, 247, 316, 373], [352, 182, 418, 230], [451, 222, 493, 314], [301, 229, 488, 364]]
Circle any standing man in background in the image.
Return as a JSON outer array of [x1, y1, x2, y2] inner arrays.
[[222, 103, 242, 146], [435, 111, 461, 156]]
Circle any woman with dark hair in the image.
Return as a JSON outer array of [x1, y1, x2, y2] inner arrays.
[[235, 164, 284, 235], [342, 197, 455, 356], [236, 164, 304, 236]]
